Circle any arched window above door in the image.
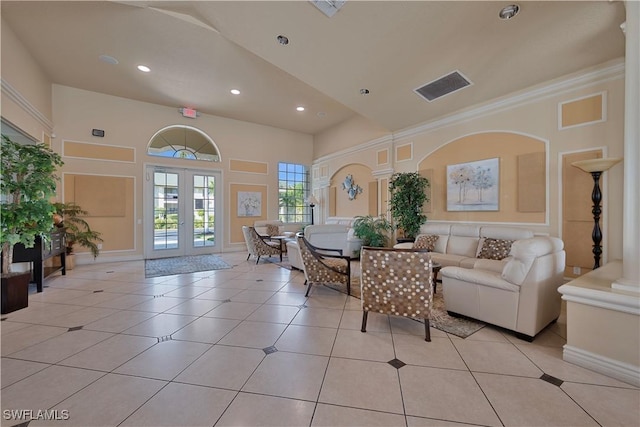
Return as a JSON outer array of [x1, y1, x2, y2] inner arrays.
[[147, 125, 221, 162]]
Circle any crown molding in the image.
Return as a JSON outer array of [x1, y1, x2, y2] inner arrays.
[[1, 78, 54, 133], [393, 59, 625, 141]]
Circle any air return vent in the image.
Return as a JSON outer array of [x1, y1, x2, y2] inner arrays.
[[309, 0, 346, 18], [414, 70, 472, 102]]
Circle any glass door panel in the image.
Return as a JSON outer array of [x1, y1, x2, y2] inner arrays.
[[192, 174, 216, 248], [153, 171, 180, 251]]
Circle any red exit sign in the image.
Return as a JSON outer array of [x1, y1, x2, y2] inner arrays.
[[182, 107, 197, 118]]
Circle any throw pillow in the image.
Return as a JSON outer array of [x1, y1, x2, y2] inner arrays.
[[266, 224, 280, 236], [413, 234, 439, 251], [478, 238, 514, 260]]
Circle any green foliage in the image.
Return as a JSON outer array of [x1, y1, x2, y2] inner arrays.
[[1, 135, 64, 273], [279, 182, 306, 222], [52, 202, 103, 258], [352, 215, 393, 248], [388, 172, 430, 240]]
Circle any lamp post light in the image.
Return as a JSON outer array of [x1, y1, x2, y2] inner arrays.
[[307, 195, 319, 225], [571, 157, 622, 269]]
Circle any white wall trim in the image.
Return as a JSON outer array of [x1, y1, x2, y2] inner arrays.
[[563, 345, 640, 388], [558, 283, 640, 315], [313, 134, 392, 165], [62, 172, 138, 254], [1, 78, 54, 133], [62, 139, 137, 164], [557, 90, 607, 131], [394, 59, 624, 141], [313, 60, 623, 170]]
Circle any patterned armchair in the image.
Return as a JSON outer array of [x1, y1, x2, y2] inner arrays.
[[360, 247, 434, 341], [242, 226, 283, 264], [296, 234, 351, 297]]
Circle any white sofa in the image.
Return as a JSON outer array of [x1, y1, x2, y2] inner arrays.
[[395, 223, 534, 270], [397, 223, 566, 340], [287, 218, 362, 270], [253, 220, 300, 237]]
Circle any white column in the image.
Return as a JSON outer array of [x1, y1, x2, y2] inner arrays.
[[613, 1, 640, 292]]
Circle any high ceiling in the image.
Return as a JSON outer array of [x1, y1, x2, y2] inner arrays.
[[1, 1, 626, 135]]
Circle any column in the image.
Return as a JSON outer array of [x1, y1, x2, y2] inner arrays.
[[613, 0, 640, 292]]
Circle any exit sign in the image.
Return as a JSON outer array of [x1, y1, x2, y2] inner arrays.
[[182, 107, 197, 118]]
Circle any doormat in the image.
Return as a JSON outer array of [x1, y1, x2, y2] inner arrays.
[[325, 277, 485, 339], [145, 254, 231, 278]]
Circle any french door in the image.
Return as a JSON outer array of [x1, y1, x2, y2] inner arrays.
[[145, 165, 222, 259]]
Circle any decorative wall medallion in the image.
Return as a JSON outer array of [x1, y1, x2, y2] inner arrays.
[[341, 174, 363, 200]]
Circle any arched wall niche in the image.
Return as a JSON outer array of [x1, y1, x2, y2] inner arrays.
[[417, 131, 547, 224], [329, 163, 376, 218], [147, 125, 221, 161]]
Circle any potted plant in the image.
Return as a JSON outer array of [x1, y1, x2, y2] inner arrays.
[[1, 135, 63, 313], [352, 215, 393, 248], [388, 172, 430, 242], [53, 202, 103, 269]]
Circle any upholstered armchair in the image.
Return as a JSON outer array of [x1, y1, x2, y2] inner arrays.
[[242, 226, 283, 264], [360, 247, 434, 341], [296, 234, 351, 297]]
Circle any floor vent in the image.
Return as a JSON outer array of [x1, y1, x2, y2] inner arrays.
[[540, 373, 564, 387], [414, 70, 472, 102]]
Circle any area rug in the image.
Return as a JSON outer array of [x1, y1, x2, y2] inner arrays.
[[145, 254, 231, 278], [325, 277, 485, 339]]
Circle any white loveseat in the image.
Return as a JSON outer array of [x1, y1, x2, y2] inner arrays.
[[286, 218, 362, 270], [253, 220, 300, 237], [397, 223, 566, 340]]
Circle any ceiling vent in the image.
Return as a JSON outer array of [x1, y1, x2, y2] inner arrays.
[[414, 70, 473, 102], [309, 0, 346, 18]]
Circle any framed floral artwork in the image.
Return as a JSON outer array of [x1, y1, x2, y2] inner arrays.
[[447, 158, 499, 211], [237, 191, 262, 217]]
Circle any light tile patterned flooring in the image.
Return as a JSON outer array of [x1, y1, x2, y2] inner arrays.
[[1, 252, 639, 427]]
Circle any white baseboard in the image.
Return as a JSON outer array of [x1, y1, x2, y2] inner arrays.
[[563, 345, 640, 387]]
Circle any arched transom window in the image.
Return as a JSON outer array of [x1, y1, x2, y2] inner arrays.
[[147, 125, 220, 162]]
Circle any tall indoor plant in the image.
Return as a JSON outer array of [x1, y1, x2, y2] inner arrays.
[[1, 135, 64, 274], [388, 172, 430, 241]]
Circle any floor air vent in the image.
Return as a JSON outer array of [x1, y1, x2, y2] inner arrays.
[[414, 70, 472, 102]]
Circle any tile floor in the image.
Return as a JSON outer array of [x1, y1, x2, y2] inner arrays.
[[1, 252, 639, 427]]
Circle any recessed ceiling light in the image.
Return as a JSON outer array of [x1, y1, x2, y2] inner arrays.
[[137, 65, 151, 73], [230, 89, 241, 95], [499, 4, 520, 20], [277, 35, 289, 46], [296, 106, 305, 112], [360, 88, 370, 95], [99, 54, 118, 65]]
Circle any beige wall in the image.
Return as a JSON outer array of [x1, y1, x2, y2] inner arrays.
[[330, 164, 375, 218], [1, 17, 53, 141], [314, 62, 625, 262], [313, 114, 390, 159], [52, 85, 313, 261], [418, 132, 546, 224]]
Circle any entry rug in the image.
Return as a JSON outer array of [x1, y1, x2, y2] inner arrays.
[[145, 254, 231, 278], [325, 277, 485, 339]]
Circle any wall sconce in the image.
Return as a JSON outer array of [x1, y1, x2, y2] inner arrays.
[[307, 195, 319, 225], [571, 157, 622, 269]]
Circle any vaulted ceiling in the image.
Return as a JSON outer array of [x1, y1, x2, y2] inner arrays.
[[1, 1, 626, 135]]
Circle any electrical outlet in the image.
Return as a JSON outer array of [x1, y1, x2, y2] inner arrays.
[[97, 244, 103, 250], [573, 266, 581, 275]]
